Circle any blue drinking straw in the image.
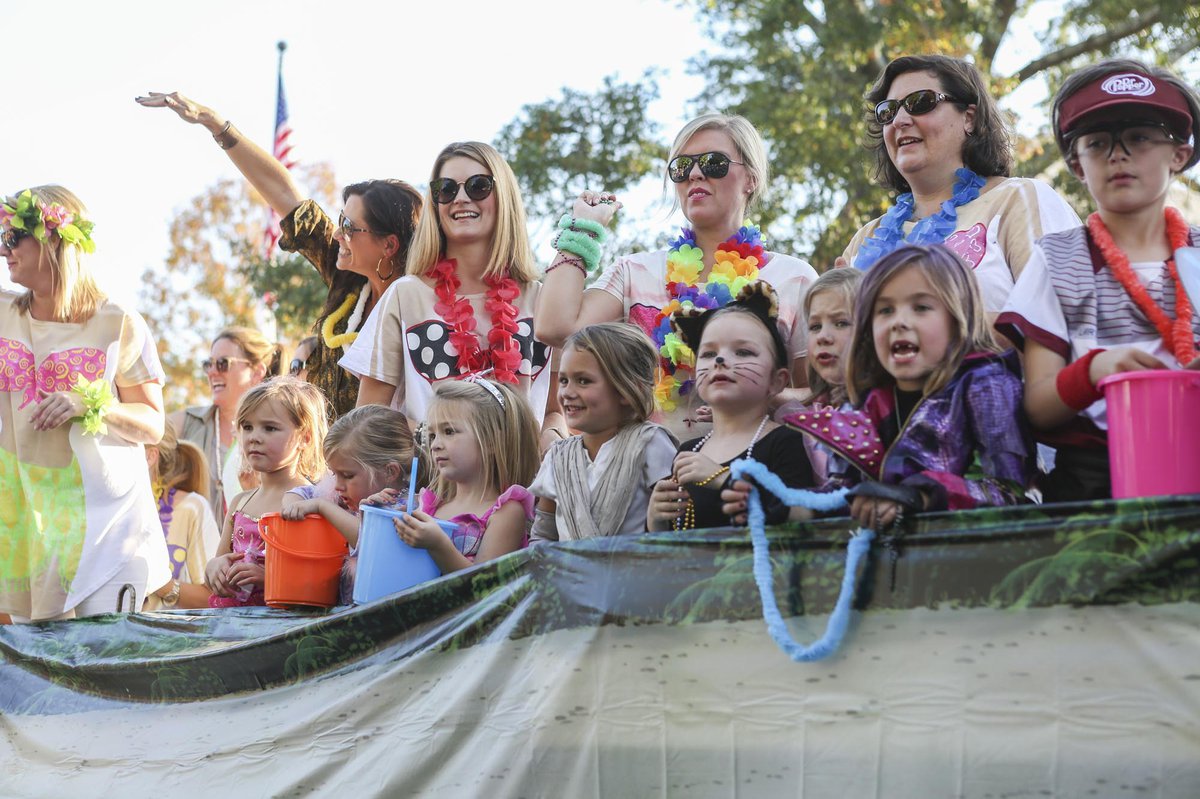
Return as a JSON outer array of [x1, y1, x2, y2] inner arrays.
[[406, 457, 419, 513]]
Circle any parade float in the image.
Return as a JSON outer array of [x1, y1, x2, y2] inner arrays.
[[2, 490, 1198, 797]]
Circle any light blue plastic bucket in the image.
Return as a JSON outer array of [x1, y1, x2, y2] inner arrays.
[[352, 505, 457, 604]]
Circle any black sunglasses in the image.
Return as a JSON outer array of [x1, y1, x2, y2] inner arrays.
[[1, 227, 31, 250], [201, 356, 252, 373], [432, 174, 495, 205], [874, 89, 963, 126], [667, 151, 744, 183], [337, 211, 382, 239]]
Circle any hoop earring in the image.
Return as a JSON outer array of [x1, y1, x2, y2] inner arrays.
[[376, 257, 396, 280]]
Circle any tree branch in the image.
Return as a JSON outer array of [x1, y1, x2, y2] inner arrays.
[[1011, 10, 1162, 83], [979, 0, 1020, 70], [1167, 34, 1200, 64]]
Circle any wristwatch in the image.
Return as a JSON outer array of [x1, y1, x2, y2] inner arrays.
[[160, 579, 181, 608]]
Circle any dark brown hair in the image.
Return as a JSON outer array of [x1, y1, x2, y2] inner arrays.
[[865, 55, 1013, 193]]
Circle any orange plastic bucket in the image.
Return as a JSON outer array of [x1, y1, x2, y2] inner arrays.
[[259, 512, 349, 608]]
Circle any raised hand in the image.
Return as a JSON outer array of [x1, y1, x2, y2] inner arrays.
[[571, 191, 622, 226], [135, 91, 224, 134]]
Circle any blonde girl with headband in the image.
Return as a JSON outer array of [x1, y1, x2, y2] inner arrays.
[[341, 142, 561, 442], [530, 323, 678, 541], [205, 378, 328, 607], [144, 421, 220, 610], [393, 379, 540, 574], [171, 325, 282, 517], [281, 405, 415, 603]]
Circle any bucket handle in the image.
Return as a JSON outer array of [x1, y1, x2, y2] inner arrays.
[[259, 524, 346, 560]]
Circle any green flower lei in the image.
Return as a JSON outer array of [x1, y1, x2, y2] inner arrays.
[[0, 190, 96, 253]]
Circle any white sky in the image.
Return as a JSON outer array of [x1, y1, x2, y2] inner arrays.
[[3, 1, 1196, 319], [0, 0, 708, 308]]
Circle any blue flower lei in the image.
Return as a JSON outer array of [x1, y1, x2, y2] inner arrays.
[[852, 167, 986, 270]]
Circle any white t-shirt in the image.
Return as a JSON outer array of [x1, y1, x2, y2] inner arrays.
[[340, 272, 552, 425], [529, 427, 677, 540], [843, 177, 1081, 312]]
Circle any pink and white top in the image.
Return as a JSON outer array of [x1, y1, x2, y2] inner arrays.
[[0, 294, 170, 620], [589, 249, 818, 438], [418, 485, 534, 561], [842, 177, 1080, 313]]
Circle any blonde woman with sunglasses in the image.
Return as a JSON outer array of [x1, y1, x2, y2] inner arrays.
[[342, 142, 563, 442], [535, 113, 818, 440], [137, 91, 422, 419], [840, 55, 1079, 317], [169, 326, 280, 517]]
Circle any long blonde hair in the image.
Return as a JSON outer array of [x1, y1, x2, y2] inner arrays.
[[324, 405, 414, 489], [9, 185, 105, 323], [424, 380, 539, 503], [846, 244, 999, 405], [149, 420, 211, 497], [406, 141, 537, 283], [235, 377, 330, 482]]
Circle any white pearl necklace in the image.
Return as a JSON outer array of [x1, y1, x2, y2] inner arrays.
[[692, 413, 771, 458]]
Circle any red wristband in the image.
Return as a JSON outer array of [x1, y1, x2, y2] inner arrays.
[[1055, 348, 1105, 411]]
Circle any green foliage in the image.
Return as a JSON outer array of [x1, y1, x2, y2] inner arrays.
[[685, 0, 1200, 265], [240, 246, 330, 342], [496, 72, 668, 226]]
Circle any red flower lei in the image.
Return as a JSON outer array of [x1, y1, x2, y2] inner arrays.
[[430, 259, 523, 384], [1087, 208, 1196, 365]]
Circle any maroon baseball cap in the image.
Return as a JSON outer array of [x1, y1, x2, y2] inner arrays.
[[1058, 71, 1193, 139]]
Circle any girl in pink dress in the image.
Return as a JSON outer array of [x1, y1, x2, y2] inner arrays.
[[391, 379, 541, 572], [204, 378, 329, 607]]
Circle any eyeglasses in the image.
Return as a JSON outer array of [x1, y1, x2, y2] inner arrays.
[[337, 212, 382, 239], [667, 151, 744, 183], [1070, 122, 1181, 162], [874, 89, 963, 126], [1, 227, 30, 250], [432, 174, 495, 205], [201, 357, 252, 373]]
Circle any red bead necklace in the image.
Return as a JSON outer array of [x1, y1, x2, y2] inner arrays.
[[430, 259, 522, 384]]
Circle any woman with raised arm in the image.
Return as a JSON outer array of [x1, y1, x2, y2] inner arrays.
[[534, 113, 819, 440], [0, 185, 170, 621], [340, 142, 559, 438], [840, 55, 1079, 313], [136, 92, 421, 419]]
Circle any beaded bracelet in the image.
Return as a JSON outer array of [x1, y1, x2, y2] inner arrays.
[[553, 229, 603, 273], [557, 213, 609, 243], [546, 254, 587, 278], [71, 375, 115, 436]]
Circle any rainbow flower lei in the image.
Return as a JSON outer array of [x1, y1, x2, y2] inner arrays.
[[0, 190, 96, 253], [650, 222, 766, 410]]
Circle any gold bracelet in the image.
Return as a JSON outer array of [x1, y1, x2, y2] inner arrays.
[[213, 121, 239, 150]]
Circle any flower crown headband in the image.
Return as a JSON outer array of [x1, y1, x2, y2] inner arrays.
[[0, 190, 96, 253]]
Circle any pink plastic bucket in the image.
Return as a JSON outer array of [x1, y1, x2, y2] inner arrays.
[[1098, 370, 1200, 498]]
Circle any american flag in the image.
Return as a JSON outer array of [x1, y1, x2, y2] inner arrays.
[[263, 42, 297, 259]]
